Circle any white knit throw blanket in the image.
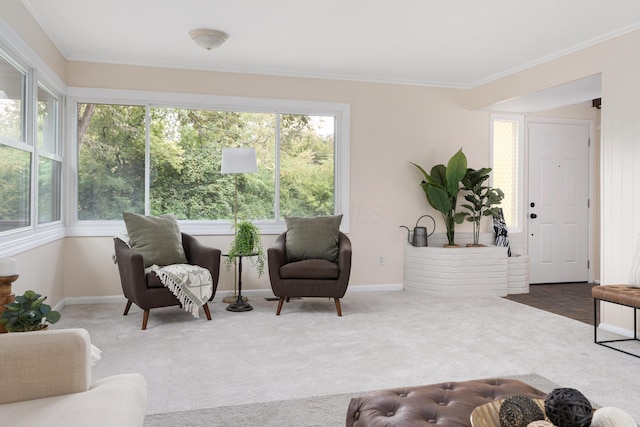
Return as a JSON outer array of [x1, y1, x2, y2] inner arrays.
[[146, 264, 213, 318]]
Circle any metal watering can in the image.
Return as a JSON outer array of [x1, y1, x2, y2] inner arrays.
[[400, 215, 436, 247]]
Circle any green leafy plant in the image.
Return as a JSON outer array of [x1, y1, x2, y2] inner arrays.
[[461, 167, 505, 246], [226, 220, 265, 277], [0, 290, 61, 332], [411, 148, 468, 246]]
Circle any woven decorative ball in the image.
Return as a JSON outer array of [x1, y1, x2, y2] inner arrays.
[[544, 388, 593, 427], [499, 395, 546, 427]]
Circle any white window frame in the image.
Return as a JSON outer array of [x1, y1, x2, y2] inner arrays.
[[489, 114, 525, 233], [0, 20, 66, 257], [65, 88, 350, 237], [36, 82, 63, 226]]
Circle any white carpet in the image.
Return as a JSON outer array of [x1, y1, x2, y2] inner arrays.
[[54, 289, 640, 423]]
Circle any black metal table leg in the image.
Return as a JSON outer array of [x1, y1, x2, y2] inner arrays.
[[226, 255, 253, 312]]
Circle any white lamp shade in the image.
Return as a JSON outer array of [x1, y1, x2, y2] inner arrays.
[[0, 257, 17, 276], [221, 148, 258, 174]]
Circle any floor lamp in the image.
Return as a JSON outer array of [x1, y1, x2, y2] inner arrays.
[[221, 147, 258, 304]]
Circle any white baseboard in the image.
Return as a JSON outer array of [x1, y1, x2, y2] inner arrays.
[[597, 321, 636, 339], [52, 295, 126, 312], [57, 283, 404, 310], [346, 283, 403, 293]]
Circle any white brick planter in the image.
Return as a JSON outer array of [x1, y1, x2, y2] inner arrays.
[[507, 254, 530, 294], [403, 243, 529, 296]]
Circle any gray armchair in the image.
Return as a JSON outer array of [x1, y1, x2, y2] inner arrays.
[[268, 231, 352, 316], [114, 233, 221, 330]]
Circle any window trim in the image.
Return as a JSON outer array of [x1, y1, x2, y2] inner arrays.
[[489, 113, 524, 233], [0, 20, 66, 257], [65, 87, 350, 236]]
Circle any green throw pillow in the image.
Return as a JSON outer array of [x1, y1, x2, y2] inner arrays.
[[285, 215, 343, 263], [123, 212, 187, 268]]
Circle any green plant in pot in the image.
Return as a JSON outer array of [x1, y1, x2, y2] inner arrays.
[[461, 167, 505, 246], [411, 148, 468, 247], [0, 290, 61, 332], [226, 220, 265, 277]]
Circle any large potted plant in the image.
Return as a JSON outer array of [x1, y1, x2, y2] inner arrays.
[[0, 290, 61, 332], [411, 149, 468, 247], [226, 220, 265, 277], [461, 167, 505, 246]]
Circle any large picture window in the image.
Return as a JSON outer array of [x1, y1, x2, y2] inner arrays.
[[75, 95, 347, 230]]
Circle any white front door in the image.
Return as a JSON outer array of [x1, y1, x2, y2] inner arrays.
[[528, 122, 589, 284]]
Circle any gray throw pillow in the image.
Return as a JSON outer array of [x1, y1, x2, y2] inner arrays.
[[285, 215, 343, 263], [123, 212, 187, 268]]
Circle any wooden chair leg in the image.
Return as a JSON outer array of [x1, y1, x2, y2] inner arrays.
[[286, 297, 290, 302], [203, 303, 212, 320], [276, 297, 285, 315], [123, 300, 132, 316], [334, 298, 342, 316], [142, 309, 150, 330]]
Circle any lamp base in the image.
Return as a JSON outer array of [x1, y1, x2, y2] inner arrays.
[[226, 299, 253, 312], [0, 275, 18, 334]]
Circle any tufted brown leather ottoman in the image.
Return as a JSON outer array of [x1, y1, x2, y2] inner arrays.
[[346, 378, 547, 427]]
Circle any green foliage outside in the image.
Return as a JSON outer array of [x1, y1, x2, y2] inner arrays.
[[0, 146, 31, 231], [76, 104, 336, 221]]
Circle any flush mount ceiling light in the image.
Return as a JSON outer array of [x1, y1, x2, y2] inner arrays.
[[189, 28, 229, 51]]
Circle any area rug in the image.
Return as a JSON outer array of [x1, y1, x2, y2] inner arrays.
[[143, 373, 560, 427]]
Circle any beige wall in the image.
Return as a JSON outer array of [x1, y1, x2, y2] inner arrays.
[[463, 45, 603, 111], [1, 3, 634, 322], [0, 1, 65, 81], [60, 69, 596, 299], [63, 65, 497, 295], [9, 240, 65, 306]]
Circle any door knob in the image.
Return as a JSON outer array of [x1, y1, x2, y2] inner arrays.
[[530, 213, 537, 219]]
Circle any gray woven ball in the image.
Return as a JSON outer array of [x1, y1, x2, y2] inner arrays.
[[544, 388, 593, 427], [499, 395, 545, 427]]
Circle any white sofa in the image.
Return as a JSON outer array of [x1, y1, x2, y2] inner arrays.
[[0, 328, 147, 427]]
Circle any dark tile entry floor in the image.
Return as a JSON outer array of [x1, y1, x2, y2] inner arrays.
[[504, 283, 597, 325]]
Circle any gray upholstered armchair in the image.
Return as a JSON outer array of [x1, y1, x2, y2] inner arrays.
[[114, 233, 221, 330], [267, 231, 352, 316]]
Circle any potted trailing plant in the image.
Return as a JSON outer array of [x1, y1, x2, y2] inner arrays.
[[0, 290, 61, 332], [226, 220, 265, 277], [461, 167, 505, 246], [411, 148, 468, 247]]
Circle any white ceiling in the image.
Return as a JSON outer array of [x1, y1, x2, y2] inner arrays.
[[19, 0, 640, 98]]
